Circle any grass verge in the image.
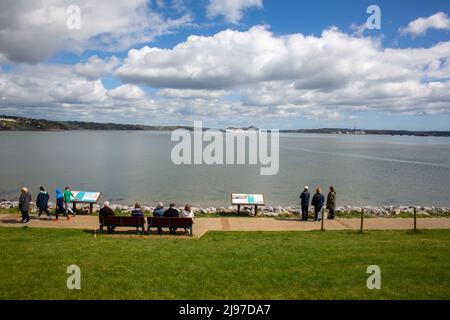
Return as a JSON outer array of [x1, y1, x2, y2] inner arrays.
[[0, 228, 449, 299]]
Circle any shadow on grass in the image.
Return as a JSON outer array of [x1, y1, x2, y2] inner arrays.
[[82, 228, 194, 239], [0, 219, 23, 225]]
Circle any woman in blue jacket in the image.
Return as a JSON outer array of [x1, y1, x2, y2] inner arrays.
[[55, 189, 69, 221]]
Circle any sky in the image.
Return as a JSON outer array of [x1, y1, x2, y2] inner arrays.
[[0, 0, 450, 130]]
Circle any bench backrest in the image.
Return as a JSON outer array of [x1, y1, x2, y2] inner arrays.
[[100, 216, 145, 227], [147, 217, 193, 228]]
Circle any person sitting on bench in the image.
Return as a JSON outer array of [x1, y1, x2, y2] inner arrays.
[[131, 203, 144, 217], [164, 203, 179, 234], [181, 204, 195, 235], [181, 204, 195, 223], [153, 202, 165, 234], [99, 201, 116, 233]]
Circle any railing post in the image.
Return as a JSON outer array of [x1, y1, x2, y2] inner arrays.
[[321, 208, 325, 232], [360, 208, 364, 233], [414, 207, 417, 232]]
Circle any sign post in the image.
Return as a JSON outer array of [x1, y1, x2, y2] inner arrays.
[[360, 208, 365, 233], [321, 208, 325, 231], [231, 194, 265, 217], [414, 207, 417, 232], [71, 191, 102, 214]]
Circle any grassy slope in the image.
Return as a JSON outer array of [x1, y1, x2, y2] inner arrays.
[[0, 228, 449, 300]]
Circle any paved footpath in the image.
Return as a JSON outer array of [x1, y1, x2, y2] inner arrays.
[[1, 214, 450, 238]]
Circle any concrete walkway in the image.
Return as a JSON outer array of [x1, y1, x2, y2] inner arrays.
[[1, 214, 450, 239]]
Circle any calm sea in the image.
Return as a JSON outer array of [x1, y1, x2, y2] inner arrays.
[[1, 131, 449, 207]]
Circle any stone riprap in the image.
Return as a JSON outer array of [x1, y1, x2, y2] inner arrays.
[[1, 201, 449, 217]]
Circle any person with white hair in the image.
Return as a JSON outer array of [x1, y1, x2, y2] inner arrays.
[[99, 201, 115, 233], [19, 187, 32, 223], [300, 186, 311, 221], [153, 202, 165, 234]]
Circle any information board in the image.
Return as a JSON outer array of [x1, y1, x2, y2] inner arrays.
[[231, 194, 265, 206], [72, 191, 102, 203]]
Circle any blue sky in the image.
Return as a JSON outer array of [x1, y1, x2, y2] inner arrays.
[[1, 0, 450, 130]]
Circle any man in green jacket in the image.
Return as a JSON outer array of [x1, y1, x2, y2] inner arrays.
[[326, 186, 336, 220], [63, 186, 76, 217]]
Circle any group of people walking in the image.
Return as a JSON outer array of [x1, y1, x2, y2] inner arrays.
[[299, 186, 336, 222], [18, 185, 78, 223]]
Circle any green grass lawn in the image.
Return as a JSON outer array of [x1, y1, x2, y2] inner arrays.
[[0, 227, 449, 300]]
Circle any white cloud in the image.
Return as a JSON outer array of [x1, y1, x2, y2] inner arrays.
[[116, 25, 450, 117], [207, 0, 263, 24], [1, 25, 450, 126], [74, 56, 120, 80], [157, 88, 228, 99], [0, 64, 107, 107], [0, 0, 192, 63], [107, 84, 146, 100], [400, 12, 450, 37]]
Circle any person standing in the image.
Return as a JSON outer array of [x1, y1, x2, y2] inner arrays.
[[36, 186, 50, 218], [18, 187, 32, 223], [326, 186, 337, 220], [164, 203, 180, 234], [300, 186, 310, 221], [311, 188, 325, 221], [63, 186, 75, 217], [55, 189, 69, 221]]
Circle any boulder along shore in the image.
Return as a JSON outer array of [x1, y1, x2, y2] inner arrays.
[[1, 200, 449, 217]]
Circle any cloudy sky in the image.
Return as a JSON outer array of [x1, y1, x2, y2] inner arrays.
[[0, 0, 450, 130]]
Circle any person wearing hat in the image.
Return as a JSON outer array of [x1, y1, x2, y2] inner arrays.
[[18, 187, 32, 223], [300, 186, 311, 221]]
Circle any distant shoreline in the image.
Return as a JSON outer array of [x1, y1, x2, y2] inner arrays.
[[1, 115, 450, 137]]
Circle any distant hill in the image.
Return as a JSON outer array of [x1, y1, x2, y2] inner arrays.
[[1, 115, 449, 137], [0, 115, 191, 132]]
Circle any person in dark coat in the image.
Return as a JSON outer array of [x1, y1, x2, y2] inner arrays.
[[99, 201, 115, 233], [164, 203, 180, 234], [131, 203, 144, 217], [326, 186, 337, 220], [299, 186, 310, 221], [311, 188, 325, 221], [19, 187, 32, 223], [36, 186, 50, 218]]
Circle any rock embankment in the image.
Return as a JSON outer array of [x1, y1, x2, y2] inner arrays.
[[1, 201, 449, 217]]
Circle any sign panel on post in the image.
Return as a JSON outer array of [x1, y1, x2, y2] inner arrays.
[[231, 194, 265, 206], [72, 191, 102, 203]]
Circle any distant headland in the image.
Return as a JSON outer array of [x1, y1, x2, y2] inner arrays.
[[1, 115, 449, 137]]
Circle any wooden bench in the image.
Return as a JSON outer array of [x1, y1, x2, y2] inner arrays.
[[99, 216, 145, 234], [147, 217, 194, 236]]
